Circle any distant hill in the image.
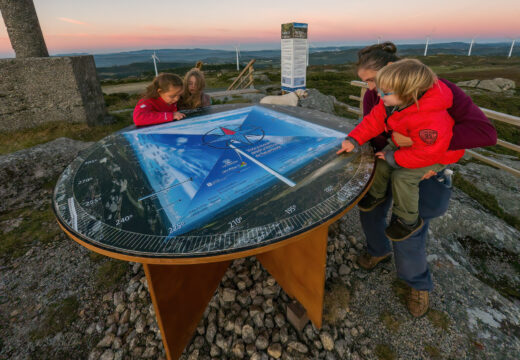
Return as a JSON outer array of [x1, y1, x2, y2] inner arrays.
[[88, 42, 518, 68], [89, 48, 282, 67], [92, 42, 519, 79]]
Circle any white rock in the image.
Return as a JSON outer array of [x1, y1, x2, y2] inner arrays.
[[222, 288, 236, 302], [232, 342, 245, 359], [456, 79, 479, 88], [288, 341, 308, 353], [493, 78, 515, 90], [99, 349, 114, 360], [142, 347, 157, 358], [88, 349, 103, 360], [210, 344, 221, 357], [135, 314, 146, 333], [96, 333, 115, 348], [206, 322, 217, 343], [255, 335, 269, 350], [477, 79, 502, 92], [267, 343, 282, 358], [320, 332, 334, 351], [113, 291, 125, 306], [338, 264, 351, 276], [242, 324, 255, 344]]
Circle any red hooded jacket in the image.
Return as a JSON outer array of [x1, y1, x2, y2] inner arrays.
[[133, 97, 178, 126], [349, 80, 465, 169]]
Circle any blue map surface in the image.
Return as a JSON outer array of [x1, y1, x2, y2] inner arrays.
[[123, 106, 346, 236]]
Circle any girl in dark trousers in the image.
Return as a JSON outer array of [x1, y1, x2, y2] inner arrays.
[[352, 42, 496, 317]]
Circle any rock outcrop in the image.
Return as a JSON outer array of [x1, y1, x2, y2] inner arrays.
[[457, 78, 516, 92], [0, 137, 92, 212]]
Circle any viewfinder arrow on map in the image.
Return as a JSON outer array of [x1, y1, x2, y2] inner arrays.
[[228, 144, 296, 187]]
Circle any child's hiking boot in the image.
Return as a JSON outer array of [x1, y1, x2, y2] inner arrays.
[[357, 251, 392, 270], [357, 193, 387, 212], [385, 215, 424, 241], [406, 286, 429, 318]]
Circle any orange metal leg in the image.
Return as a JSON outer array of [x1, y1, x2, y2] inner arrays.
[[256, 225, 329, 328], [143, 261, 231, 360]]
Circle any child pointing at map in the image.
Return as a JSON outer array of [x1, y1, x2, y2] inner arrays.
[[337, 59, 464, 241], [133, 73, 186, 126]]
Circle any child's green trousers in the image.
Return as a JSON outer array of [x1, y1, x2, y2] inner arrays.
[[369, 158, 445, 224]]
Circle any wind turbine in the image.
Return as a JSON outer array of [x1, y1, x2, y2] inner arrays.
[[423, 28, 435, 57], [234, 45, 240, 71], [424, 35, 430, 56], [508, 38, 516, 58], [468, 36, 476, 56], [151, 51, 160, 77]]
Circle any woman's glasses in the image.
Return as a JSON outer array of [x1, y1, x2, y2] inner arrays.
[[377, 89, 394, 97]]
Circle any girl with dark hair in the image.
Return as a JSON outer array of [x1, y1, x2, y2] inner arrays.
[[133, 73, 186, 126], [342, 41, 497, 317]]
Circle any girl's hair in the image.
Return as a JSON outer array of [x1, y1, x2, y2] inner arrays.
[[180, 68, 206, 109], [356, 42, 400, 71], [376, 59, 437, 106], [143, 73, 183, 99]]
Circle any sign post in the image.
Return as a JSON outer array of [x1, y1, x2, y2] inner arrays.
[[281, 22, 308, 93]]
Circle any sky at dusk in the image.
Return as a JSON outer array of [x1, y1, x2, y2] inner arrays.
[[1, 0, 519, 57]]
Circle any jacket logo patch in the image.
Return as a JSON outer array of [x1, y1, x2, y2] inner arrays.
[[419, 129, 438, 145]]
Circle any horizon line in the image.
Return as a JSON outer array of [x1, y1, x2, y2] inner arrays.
[[0, 39, 517, 58]]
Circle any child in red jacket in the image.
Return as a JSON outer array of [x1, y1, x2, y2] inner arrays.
[[133, 73, 186, 126], [337, 59, 464, 241]]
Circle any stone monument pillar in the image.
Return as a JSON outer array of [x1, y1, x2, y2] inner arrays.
[[0, 0, 49, 58], [0, 0, 108, 132]]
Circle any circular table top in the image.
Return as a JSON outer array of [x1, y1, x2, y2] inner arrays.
[[53, 104, 374, 261]]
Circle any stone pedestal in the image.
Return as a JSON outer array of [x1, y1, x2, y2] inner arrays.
[[0, 55, 107, 132]]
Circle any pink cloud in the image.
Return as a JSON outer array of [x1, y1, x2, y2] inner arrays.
[[58, 17, 87, 25]]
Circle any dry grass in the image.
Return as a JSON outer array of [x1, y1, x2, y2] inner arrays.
[[0, 113, 133, 155], [323, 280, 351, 325], [375, 344, 397, 360], [0, 205, 61, 259], [380, 311, 402, 333], [427, 309, 451, 331]]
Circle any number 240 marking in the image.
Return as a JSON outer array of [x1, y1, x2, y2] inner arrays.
[[116, 215, 133, 226]]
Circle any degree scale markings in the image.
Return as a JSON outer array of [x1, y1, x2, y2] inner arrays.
[[53, 105, 374, 257]]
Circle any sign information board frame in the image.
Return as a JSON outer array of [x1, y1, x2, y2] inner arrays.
[[281, 22, 308, 92]]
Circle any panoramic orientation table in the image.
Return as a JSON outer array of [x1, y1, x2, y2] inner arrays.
[[53, 104, 375, 359]]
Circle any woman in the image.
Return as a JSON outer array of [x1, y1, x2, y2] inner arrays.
[[178, 68, 211, 110], [351, 42, 496, 317]]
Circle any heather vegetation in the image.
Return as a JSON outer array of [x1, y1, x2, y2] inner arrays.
[[1, 55, 518, 157]]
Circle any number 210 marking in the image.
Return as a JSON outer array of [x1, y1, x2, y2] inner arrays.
[[228, 217, 242, 229]]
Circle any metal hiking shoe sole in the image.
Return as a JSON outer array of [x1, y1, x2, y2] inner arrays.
[[385, 217, 424, 242]]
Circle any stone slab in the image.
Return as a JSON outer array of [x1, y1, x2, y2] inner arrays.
[[0, 55, 106, 132]]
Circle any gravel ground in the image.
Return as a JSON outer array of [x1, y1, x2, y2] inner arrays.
[[1, 137, 519, 360]]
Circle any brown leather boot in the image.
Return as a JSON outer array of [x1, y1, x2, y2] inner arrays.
[[357, 252, 392, 270], [406, 287, 429, 318]]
